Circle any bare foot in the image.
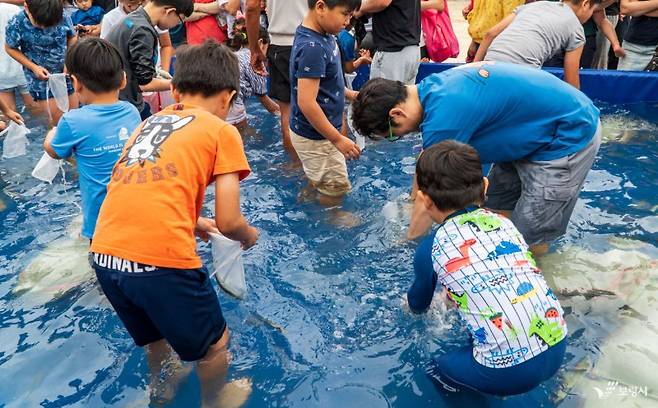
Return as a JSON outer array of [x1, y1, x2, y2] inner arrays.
[[213, 378, 252, 408]]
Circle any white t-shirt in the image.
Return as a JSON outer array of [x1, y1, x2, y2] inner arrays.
[[0, 4, 27, 89], [100, 6, 168, 39]]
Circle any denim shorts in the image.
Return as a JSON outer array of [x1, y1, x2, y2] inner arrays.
[[486, 122, 602, 245], [92, 253, 227, 362]]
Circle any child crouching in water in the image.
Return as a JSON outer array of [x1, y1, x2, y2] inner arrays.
[[408, 141, 567, 396]]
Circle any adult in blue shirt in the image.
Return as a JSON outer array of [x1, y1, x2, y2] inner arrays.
[[350, 62, 602, 255]]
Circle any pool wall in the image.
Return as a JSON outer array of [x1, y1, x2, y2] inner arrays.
[[351, 63, 658, 104]]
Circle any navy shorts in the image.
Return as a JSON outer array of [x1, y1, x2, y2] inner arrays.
[[92, 253, 226, 362], [429, 339, 567, 396]]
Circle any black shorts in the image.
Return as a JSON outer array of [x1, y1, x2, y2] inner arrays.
[[267, 44, 292, 103], [92, 253, 226, 362]]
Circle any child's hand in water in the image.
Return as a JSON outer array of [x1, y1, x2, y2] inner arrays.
[[32, 66, 50, 81], [334, 136, 361, 160], [195, 217, 219, 241]]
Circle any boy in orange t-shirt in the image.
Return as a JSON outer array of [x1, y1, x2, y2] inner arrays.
[[90, 40, 259, 405]]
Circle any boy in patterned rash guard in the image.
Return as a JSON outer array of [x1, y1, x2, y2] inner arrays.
[[407, 141, 567, 396]]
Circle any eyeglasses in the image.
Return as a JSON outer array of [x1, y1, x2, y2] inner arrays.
[[385, 118, 401, 142], [177, 13, 185, 24]]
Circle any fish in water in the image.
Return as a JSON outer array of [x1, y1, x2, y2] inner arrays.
[[13, 215, 94, 304]]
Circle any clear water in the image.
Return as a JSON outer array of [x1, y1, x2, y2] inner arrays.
[[0, 100, 657, 407]]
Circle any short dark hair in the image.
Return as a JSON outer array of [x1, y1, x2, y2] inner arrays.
[[416, 141, 486, 212], [351, 78, 407, 139], [25, 0, 63, 27], [172, 40, 239, 98], [66, 38, 125, 93], [152, 0, 194, 17], [307, 0, 361, 12]]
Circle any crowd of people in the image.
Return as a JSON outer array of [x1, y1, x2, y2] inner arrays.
[[0, 0, 652, 405]]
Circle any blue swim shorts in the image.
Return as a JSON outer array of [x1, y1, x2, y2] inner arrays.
[[92, 253, 227, 362], [428, 338, 567, 396]]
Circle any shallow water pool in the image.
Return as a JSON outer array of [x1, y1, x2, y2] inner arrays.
[[0, 100, 656, 407]]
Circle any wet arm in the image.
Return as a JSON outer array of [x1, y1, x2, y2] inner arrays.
[[407, 234, 438, 313]]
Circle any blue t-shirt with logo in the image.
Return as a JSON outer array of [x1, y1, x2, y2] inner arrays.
[[51, 102, 141, 239], [418, 62, 600, 163], [290, 25, 345, 141]]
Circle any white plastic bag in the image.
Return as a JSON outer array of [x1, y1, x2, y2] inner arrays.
[[209, 232, 246, 299], [345, 72, 357, 90], [1, 121, 30, 159], [32, 151, 62, 183], [48, 73, 69, 113]]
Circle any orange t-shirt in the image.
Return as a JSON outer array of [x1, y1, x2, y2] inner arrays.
[[90, 103, 250, 269]]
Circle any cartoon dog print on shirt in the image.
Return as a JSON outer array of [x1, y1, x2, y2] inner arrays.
[[121, 115, 194, 167]]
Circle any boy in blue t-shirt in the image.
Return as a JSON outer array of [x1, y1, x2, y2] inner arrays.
[[71, 0, 105, 37], [351, 62, 601, 253], [5, 0, 79, 126], [408, 140, 567, 396], [336, 17, 371, 74], [44, 38, 141, 240], [290, 0, 362, 201]]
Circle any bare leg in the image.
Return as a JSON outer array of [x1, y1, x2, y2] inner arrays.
[[21, 93, 35, 110], [0, 92, 17, 112], [197, 328, 251, 408], [146, 339, 192, 405], [277, 101, 300, 162], [529, 242, 549, 258]]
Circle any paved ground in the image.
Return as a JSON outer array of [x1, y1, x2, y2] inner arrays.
[[445, 0, 471, 63]]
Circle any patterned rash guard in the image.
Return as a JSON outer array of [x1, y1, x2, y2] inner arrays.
[[411, 207, 567, 368]]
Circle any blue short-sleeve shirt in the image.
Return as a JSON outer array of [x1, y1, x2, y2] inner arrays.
[[417, 62, 600, 163], [337, 29, 356, 62], [290, 25, 345, 141], [51, 102, 141, 239], [72, 5, 105, 26], [5, 11, 75, 80]]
